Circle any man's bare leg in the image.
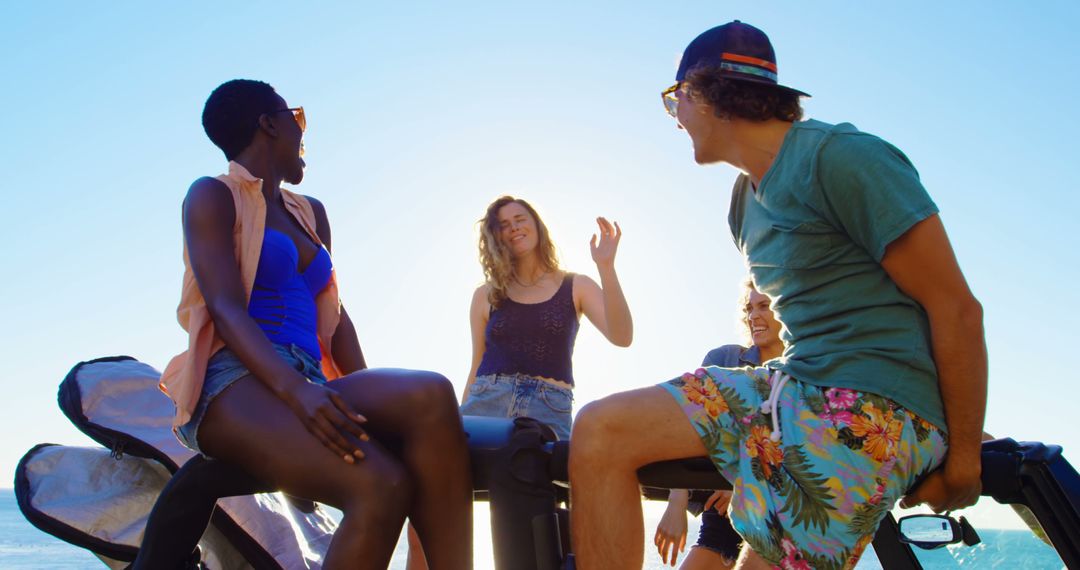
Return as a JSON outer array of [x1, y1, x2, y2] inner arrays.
[[570, 386, 710, 569]]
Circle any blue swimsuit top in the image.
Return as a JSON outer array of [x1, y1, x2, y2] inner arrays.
[[247, 228, 333, 361]]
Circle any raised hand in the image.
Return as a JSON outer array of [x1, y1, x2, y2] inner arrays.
[[589, 216, 621, 268], [287, 381, 370, 463]]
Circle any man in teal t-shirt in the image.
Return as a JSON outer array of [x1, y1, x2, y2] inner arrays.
[[729, 119, 945, 430], [569, 21, 987, 569]]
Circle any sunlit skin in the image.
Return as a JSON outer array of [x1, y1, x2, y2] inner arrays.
[[571, 80, 986, 570], [654, 287, 783, 569]]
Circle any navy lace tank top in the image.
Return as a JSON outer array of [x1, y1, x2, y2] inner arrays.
[[475, 273, 580, 386]]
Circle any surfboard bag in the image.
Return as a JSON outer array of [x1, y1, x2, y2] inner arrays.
[[15, 443, 249, 569], [15, 355, 337, 569]]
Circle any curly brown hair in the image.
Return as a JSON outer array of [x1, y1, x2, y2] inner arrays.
[[684, 66, 803, 122], [478, 196, 561, 307]]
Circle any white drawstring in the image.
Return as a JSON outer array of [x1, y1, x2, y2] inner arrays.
[[759, 370, 790, 443]]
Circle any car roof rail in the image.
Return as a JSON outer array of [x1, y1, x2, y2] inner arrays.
[[981, 438, 1080, 568]]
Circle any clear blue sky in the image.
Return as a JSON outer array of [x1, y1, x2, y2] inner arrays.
[[2, 1, 1077, 533]]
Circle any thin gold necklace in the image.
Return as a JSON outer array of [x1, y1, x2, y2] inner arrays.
[[513, 270, 547, 287]]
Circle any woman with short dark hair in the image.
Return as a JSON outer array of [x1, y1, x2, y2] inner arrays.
[[147, 79, 472, 570]]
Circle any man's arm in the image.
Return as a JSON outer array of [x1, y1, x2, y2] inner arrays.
[[881, 214, 986, 512]]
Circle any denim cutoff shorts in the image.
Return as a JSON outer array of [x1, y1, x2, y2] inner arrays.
[[459, 373, 574, 440], [695, 509, 742, 561], [176, 343, 328, 455]]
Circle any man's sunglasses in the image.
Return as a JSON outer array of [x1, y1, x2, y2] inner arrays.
[[661, 83, 680, 118], [267, 107, 306, 132]]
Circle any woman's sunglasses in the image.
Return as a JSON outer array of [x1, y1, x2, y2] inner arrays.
[[660, 83, 680, 118], [267, 106, 306, 132]]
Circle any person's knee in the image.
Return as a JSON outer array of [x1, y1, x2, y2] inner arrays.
[[401, 371, 459, 424], [570, 398, 632, 464]]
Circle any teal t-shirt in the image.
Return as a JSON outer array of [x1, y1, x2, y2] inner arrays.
[[728, 119, 945, 429]]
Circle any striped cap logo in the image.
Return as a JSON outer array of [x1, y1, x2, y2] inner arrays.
[[719, 52, 778, 82]]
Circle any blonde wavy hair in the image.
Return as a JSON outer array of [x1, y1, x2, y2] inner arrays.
[[478, 196, 560, 307]]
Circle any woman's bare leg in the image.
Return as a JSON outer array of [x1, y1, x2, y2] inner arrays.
[[197, 375, 413, 570], [569, 386, 709, 569], [321, 369, 471, 570]]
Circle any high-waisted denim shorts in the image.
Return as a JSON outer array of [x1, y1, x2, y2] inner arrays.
[[459, 373, 574, 440], [176, 343, 328, 456]]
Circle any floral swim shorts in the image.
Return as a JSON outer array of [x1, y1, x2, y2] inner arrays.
[[660, 366, 947, 569]]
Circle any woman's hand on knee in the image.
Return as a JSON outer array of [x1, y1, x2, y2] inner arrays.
[[287, 382, 370, 463]]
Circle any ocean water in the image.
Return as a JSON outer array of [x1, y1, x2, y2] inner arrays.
[[1, 490, 1065, 569], [1, 492, 102, 568]]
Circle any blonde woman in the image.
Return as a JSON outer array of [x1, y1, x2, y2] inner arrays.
[[459, 195, 633, 438], [407, 195, 632, 569]]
